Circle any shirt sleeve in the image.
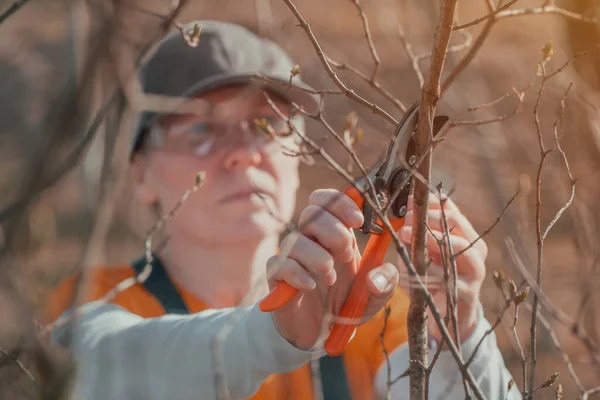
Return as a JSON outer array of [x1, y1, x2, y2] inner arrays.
[[372, 305, 522, 400], [50, 301, 315, 400]]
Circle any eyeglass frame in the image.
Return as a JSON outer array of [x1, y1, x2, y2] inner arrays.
[[135, 110, 306, 159]]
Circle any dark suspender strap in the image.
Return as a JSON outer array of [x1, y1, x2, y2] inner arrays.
[[319, 355, 353, 399], [131, 255, 189, 314], [131, 255, 352, 399]]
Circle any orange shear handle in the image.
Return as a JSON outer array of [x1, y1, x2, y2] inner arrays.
[[258, 282, 298, 312], [324, 216, 405, 356]]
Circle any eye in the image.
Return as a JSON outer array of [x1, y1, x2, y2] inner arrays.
[[184, 122, 210, 135], [265, 117, 293, 137]]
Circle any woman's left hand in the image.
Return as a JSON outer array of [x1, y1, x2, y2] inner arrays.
[[397, 194, 488, 344]]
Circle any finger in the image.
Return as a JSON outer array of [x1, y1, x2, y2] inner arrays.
[[426, 263, 477, 304], [309, 189, 364, 229], [266, 255, 317, 290], [402, 208, 487, 258], [398, 226, 485, 283], [407, 193, 460, 213], [280, 232, 337, 285], [424, 210, 486, 257], [404, 209, 479, 244], [366, 262, 400, 297], [298, 205, 356, 263]]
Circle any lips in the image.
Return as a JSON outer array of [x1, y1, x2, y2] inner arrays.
[[220, 187, 273, 203]]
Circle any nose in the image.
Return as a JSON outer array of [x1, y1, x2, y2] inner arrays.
[[222, 129, 264, 170]]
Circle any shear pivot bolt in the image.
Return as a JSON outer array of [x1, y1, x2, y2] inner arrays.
[[398, 205, 407, 216], [408, 155, 416, 166]]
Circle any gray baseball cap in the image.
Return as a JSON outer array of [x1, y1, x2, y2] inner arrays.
[[131, 20, 320, 156]]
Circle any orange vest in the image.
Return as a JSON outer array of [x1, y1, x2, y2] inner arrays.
[[43, 256, 410, 400]]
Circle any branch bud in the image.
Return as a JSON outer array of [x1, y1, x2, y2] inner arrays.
[[555, 384, 563, 399], [508, 280, 517, 300], [514, 287, 530, 305], [186, 23, 202, 47], [508, 379, 515, 392], [542, 40, 554, 63], [492, 270, 506, 291], [254, 118, 275, 137], [290, 64, 301, 77], [194, 171, 206, 190], [541, 372, 559, 389], [344, 111, 359, 132]]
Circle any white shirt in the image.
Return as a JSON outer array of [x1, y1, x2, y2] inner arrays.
[[50, 301, 521, 400]]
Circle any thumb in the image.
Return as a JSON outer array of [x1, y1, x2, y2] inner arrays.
[[366, 262, 399, 297]]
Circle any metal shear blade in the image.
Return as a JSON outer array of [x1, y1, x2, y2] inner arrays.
[[359, 101, 449, 234]]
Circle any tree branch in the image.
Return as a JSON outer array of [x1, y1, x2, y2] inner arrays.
[[410, 0, 459, 397]]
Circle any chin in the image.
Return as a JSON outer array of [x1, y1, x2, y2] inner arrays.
[[186, 211, 283, 245], [232, 211, 284, 238]]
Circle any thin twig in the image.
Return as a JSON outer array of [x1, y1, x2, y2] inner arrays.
[[442, 4, 598, 93], [524, 304, 586, 394], [326, 58, 407, 111], [349, 0, 380, 81], [512, 303, 528, 397], [453, 0, 520, 30], [495, 4, 599, 24], [0, 346, 38, 385], [466, 299, 512, 367], [40, 172, 206, 335], [398, 23, 425, 88], [252, 75, 343, 96], [542, 83, 576, 240], [414, 29, 472, 62], [505, 237, 600, 369], [447, 88, 525, 128], [441, 16, 495, 93], [437, 185, 462, 353], [380, 306, 393, 400], [529, 68, 577, 398], [0, 0, 30, 24], [454, 189, 519, 258], [583, 386, 600, 400], [264, 93, 381, 211], [281, 0, 397, 126], [428, 188, 471, 397]]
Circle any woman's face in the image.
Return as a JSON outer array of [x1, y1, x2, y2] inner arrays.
[[130, 86, 302, 245]]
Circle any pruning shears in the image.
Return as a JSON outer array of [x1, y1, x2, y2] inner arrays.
[[259, 100, 449, 356]]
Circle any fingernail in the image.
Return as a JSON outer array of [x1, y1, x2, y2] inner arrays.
[[371, 273, 388, 292], [302, 275, 317, 289], [326, 269, 337, 286], [346, 209, 364, 227]]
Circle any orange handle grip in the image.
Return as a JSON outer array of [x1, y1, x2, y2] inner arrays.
[[258, 185, 365, 312], [258, 282, 299, 312], [324, 217, 406, 357]]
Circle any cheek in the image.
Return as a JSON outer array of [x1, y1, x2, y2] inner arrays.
[[147, 154, 214, 210]]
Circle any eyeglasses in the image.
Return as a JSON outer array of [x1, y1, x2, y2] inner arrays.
[[146, 115, 299, 158]]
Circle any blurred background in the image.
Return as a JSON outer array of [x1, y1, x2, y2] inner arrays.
[[1, 0, 600, 398]]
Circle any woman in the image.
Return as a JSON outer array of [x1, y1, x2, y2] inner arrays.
[[44, 20, 519, 400]]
